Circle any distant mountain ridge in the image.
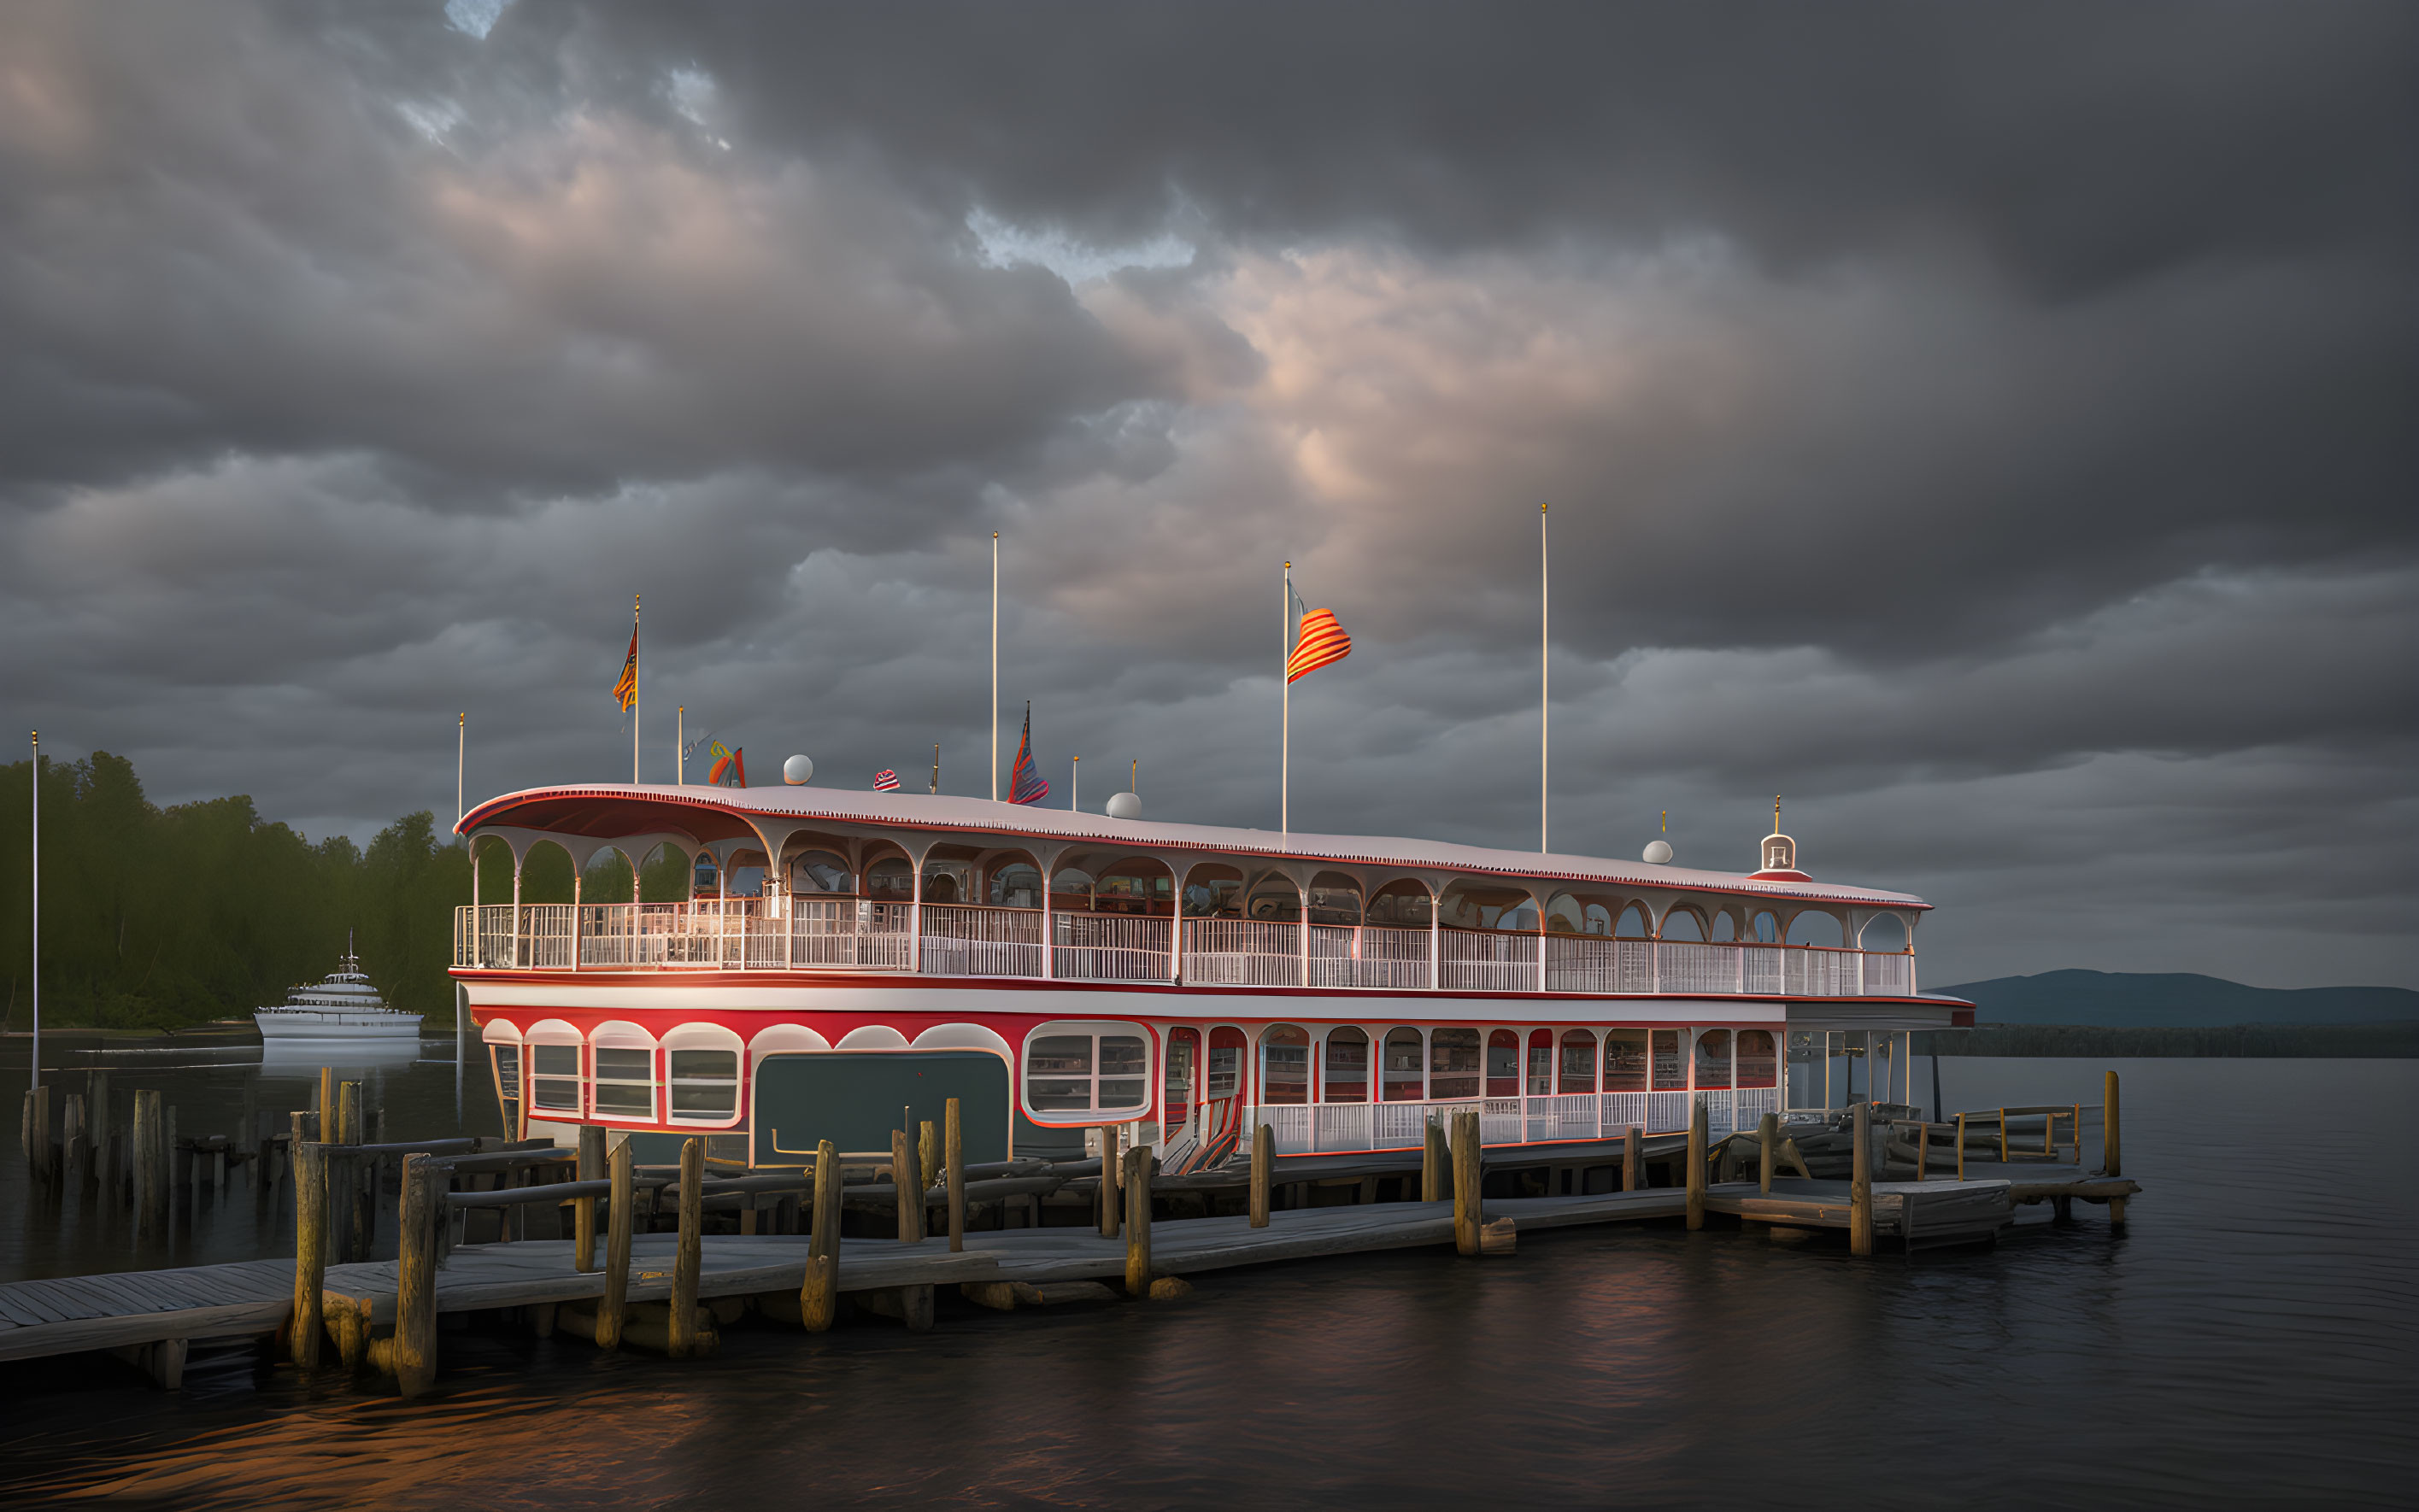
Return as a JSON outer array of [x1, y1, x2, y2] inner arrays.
[[1930, 970, 2419, 1028]]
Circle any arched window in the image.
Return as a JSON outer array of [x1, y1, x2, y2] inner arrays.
[[789, 850, 853, 895], [1487, 1029, 1521, 1097], [1262, 1025, 1310, 1105], [1736, 1029, 1777, 1089], [1365, 880, 1432, 928], [1711, 912, 1738, 942], [1786, 911, 1845, 947], [1430, 1028, 1481, 1101], [989, 860, 1042, 909], [1050, 867, 1097, 911], [483, 1020, 524, 1134], [1583, 903, 1613, 936], [1559, 1030, 1598, 1094], [1659, 906, 1707, 942], [865, 856, 914, 900], [1183, 864, 1244, 918], [1858, 914, 1908, 951], [1616, 904, 1653, 939], [1244, 874, 1301, 922], [1381, 1028, 1425, 1102], [590, 1021, 658, 1120], [526, 1020, 583, 1115], [1164, 1027, 1200, 1113], [1023, 1021, 1151, 1116], [1544, 895, 1586, 935], [1207, 1027, 1246, 1100], [1651, 1029, 1686, 1091], [1604, 1030, 1648, 1093], [1694, 1029, 1733, 1090], [1095, 859, 1173, 916], [665, 1023, 743, 1125], [1306, 871, 1363, 926], [1750, 911, 1780, 944], [1526, 1028, 1553, 1095], [1324, 1028, 1370, 1103]]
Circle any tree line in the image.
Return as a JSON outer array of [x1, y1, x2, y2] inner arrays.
[[0, 752, 702, 1032], [1915, 1023, 2419, 1058]]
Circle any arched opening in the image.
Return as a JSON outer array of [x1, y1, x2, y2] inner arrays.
[[583, 847, 638, 904], [1486, 1029, 1521, 1097], [1243, 871, 1301, 922], [1163, 1027, 1200, 1137], [1207, 1026, 1247, 1101], [1659, 905, 1708, 942], [1858, 913, 1908, 952], [1381, 1028, 1425, 1102], [1430, 1027, 1481, 1101], [1652, 1029, 1687, 1091], [1048, 865, 1096, 911], [1736, 1029, 1777, 1090], [1603, 1029, 1649, 1093], [1615, 903, 1653, 939], [1183, 863, 1245, 917], [1558, 1029, 1598, 1094], [1440, 880, 1531, 932], [866, 854, 916, 902], [1711, 911, 1738, 942], [520, 838, 577, 904], [637, 841, 692, 902], [1261, 1025, 1311, 1105], [787, 848, 854, 895], [1524, 1028, 1553, 1095], [665, 1022, 744, 1125], [1786, 911, 1845, 947], [590, 1020, 658, 1120], [1544, 894, 1587, 935], [525, 1019, 584, 1118], [1583, 903, 1613, 935], [1748, 911, 1780, 944], [987, 857, 1043, 909], [1694, 1029, 1733, 1090], [1093, 856, 1174, 917], [1365, 879, 1433, 928], [471, 833, 515, 904], [1324, 1027, 1370, 1103], [1306, 870, 1363, 926]]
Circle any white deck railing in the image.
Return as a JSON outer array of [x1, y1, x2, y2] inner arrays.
[[453, 904, 1914, 999], [1243, 1085, 1782, 1153]]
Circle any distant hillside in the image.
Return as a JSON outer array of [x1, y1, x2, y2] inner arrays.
[[1930, 970, 2419, 1028]]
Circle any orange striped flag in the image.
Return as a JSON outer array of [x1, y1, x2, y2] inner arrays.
[[1286, 607, 1352, 683], [611, 622, 637, 711]]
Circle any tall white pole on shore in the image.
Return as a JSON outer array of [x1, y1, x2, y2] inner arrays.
[[1281, 561, 1292, 840], [27, 730, 37, 1092], [1541, 502, 1550, 853], [991, 532, 1000, 803], [631, 595, 642, 784]]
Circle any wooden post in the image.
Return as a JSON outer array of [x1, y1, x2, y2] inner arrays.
[[1999, 1105, 2010, 1163], [1124, 1144, 1154, 1296], [1423, 1116, 1447, 1201], [598, 1140, 632, 1350], [1685, 1099, 1706, 1231], [1452, 1109, 1482, 1256], [1758, 1111, 1777, 1194], [892, 1128, 925, 1242], [1248, 1122, 1272, 1228], [670, 1136, 704, 1357], [919, 1119, 938, 1193], [574, 1124, 603, 1273], [1623, 1124, 1641, 1193], [2071, 1102, 2083, 1166], [291, 1125, 326, 1367], [944, 1098, 966, 1253], [62, 1092, 84, 1184], [390, 1155, 439, 1397], [800, 1140, 837, 1332], [132, 1092, 158, 1228], [1956, 1111, 1967, 1182], [1850, 1100, 1874, 1257], [1098, 1125, 1120, 1239], [2104, 1070, 2124, 1226]]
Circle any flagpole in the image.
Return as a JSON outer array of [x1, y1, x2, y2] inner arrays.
[[1281, 561, 1292, 840], [455, 713, 466, 827], [676, 706, 684, 786], [991, 532, 1000, 803], [1072, 755, 1079, 812], [27, 730, 38, 1094], [1541, 502, 1550, 853], [631, 594, 642, 784]]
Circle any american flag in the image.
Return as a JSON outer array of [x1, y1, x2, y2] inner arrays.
[[1285, 606, 1353, 683], [1007, 705, 1049, 805], [872, 769, 900, 791]]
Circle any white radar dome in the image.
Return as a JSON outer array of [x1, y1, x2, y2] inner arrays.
[[1105, 791, 1142, 820], [1642, 839, 1673, 864], [782, 754, 813, 786]]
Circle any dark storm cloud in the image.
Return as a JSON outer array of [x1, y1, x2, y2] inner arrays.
[[0, 0, 2410, 987]]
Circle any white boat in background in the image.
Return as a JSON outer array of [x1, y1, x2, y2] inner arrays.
[[255, 945, 423, 1041]]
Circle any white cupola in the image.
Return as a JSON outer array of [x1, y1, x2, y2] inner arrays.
[[1749, 797, 1810, 881]]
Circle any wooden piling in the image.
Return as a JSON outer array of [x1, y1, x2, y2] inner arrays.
[[1850, 1101, 1874, 1257], [1451, 1109, 1482, 1256], [379, 1154, 440, 1398], [62, 1092, 84, 1184], [598, 1140, 632, 1349], [574, 1123, 603, 1273], [132, 1092, 158, 1223], [1623, 1125, 1641, 1193], [291, 1126, 326, 1367], [2104, 1070, 2124, 1226], [799, 1139, 837, 1332], [919, 1118, 939, 1194], [1124, 1144, 1154, 1296], [1685, 1099, 1707, 1231], [1423, 1117, 1447, 1201], [888, 1128, 922, 1242], [1758, 1111, 1777, 1195], [945, 1098, 966, 1254], [670, 1137, 704, 1357], [1955, 1111, 1967, 1182], [1097, 1124, 1121, 1239], [1248, 1122, 1272, 1228]]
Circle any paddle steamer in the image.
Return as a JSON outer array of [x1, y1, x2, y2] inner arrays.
[[451, 782, 1968, 1170]]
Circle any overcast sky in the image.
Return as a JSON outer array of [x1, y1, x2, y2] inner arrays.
[[2, 2, 2412, 988]]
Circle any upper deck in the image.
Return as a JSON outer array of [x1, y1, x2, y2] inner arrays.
[[451, 784, 1930, 1001]]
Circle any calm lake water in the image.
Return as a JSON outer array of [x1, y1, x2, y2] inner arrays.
[[1, 1044, 2412, 1509]]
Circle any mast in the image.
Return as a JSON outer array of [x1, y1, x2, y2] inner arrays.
[[455, 712, 465, 828], [631, 595, 642, 784], [1281, 561, 1291, 839], [26, 730, 36, 1093], [991, 532, 1000, 803], [1541, 502, 1549, 854]]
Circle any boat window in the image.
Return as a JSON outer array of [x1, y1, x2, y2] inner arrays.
[[1324, 1027, 1369, 1103], [1694, 1029, 1733, 1089], [865, 857, 914, 900], [492, 1044, 521, 1099], [1023, 1023, 1151, 1116], [1207, 1027, 1244, 1099], [1430, 1028, 1481, 1101], [592, 1047, 655, 1117], [1381, 1028, 1425, 1101], [1559, 1030, 1597, 1094], [1650, 1029, 1686, 1091], [1736, 1030, 1777, 1089], [1487, 1029, 1521, 1097], [789, 850, 853, 895], [989, 861, 1042, 909], [1262, 1026, 1310, 1105], [1164, 1028, 1199, 1111], [668, 1049, 740, 1118], [530, 1043, 581, 1112], [1603, 1031, 1648, 1092]]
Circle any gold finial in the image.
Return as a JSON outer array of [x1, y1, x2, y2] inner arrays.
[[1773, 796, 1782, 835], [1541, 501, 1548, 513], [1660, 810, 1666, 835]]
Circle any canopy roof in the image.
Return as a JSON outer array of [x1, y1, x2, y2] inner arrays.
[[459, 783, 1929, 911]]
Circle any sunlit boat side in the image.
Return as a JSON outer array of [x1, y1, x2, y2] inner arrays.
[[449, 784, 1970, 1167], [255, 950, 424, 1041]]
